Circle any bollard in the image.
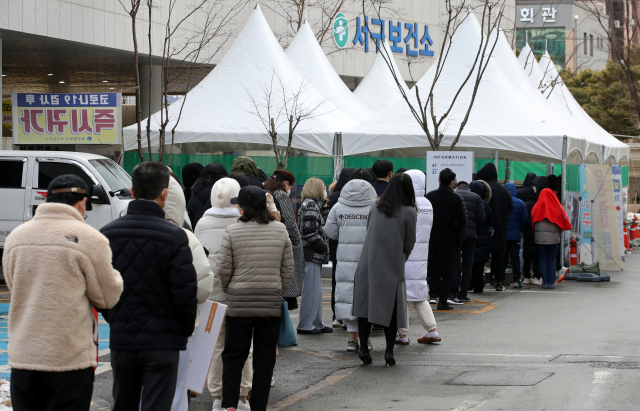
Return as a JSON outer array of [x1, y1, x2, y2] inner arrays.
[[624, 222, 631, 250]]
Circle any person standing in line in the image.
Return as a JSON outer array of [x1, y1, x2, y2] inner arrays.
[[523, 176, 549, 285], [326, 168, 355, 326], [504, 182, 530, 289], [264, 170, 305, 311], [230, 156, 264, 187], [181, 162, 204, 203], [297, 177, 333, 335], [395, 170, 441, 345], [164, 175, 214, 411], [371, 159, 394, 197], [100, 162, 198, 411], [3, 175, 123, 411], [353, 173, 417, 367], [195, 178, 253, 411], [516, 172, 537, 203], [470, 180, 494, 293], [426, 168, 467, 311], [325, 172, 377, 351], [531, 188, 571, 289], [187, 163, 228, 228], [453, 181, 485, 302], [476, 163, 512, 291], [216, 185, 294, 411]]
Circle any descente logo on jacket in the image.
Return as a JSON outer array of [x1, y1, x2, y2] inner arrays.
[[338, 214, 368, 220], [418, 208, 433, 215]]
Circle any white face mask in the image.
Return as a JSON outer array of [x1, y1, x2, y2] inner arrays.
[[286, 189, 291, 196]]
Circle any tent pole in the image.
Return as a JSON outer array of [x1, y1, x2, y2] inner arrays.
[[505, 158, 511, 182], [494, 150, 499, 179], [561, 136, 568, 268]]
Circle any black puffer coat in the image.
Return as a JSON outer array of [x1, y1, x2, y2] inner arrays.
[[476, 163, 512, 252], [181, 163, 204, 203], [327, 168, 354, 262], [470, 181, 494, 263], [187, 174, 220, 229], [456, 185, 485, 239], [516, 172, 537, 203], [524, 176, 550, 238], [100, 200, 197, 350]]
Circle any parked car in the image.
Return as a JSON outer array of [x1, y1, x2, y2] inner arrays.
[[0, 151, 134, 261]]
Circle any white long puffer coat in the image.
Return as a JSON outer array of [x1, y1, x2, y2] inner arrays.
[[404, 170, 433, 302], [324, 179, 377, 321]]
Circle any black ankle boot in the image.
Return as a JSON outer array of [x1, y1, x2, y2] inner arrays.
[[384, 351, 396, 367], [359, 348, 372, 365]]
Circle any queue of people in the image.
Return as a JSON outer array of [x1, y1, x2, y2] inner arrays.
[[0, 155, 571, 411]]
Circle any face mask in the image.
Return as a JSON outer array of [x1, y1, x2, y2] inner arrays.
[[533, 186, 537, 193], [323, 188, 328, 200], [286, 189, 291, 196]]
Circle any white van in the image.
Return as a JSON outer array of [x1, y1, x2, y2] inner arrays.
[[0, 151, 134, 256]]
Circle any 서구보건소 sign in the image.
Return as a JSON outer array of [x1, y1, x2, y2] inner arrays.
[[12, 92, 122, 145]]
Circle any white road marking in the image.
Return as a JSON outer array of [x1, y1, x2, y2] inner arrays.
[[95, 362, 112, 375], [98, 348, 110, 357], [452, 400, 487, 411], [592, 371, 611, 384]]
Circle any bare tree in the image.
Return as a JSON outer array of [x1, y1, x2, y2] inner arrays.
[[582, 0, 640, 131], [246, 73, 331, 169], [362, 0, 506, 151], [118, 0, 145, 161]]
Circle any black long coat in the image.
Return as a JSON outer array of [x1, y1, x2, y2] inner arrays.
[[425, 185, 467, 280], [476, 163, 512, 253]]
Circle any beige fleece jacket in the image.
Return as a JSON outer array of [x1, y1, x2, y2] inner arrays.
[[2, 203, 123, 372]]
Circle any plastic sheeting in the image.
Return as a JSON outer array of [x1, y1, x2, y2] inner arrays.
[[122, 6, 348, 155]]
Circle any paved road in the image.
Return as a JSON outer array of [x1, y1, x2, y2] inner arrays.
[[4, 251, 640, 410]]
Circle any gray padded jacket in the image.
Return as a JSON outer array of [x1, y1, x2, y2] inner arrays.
[[216, 220, 294, 317], [325, 180, 377, 321]]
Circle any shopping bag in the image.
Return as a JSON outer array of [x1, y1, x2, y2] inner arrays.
[[278, 299, 297, 347]]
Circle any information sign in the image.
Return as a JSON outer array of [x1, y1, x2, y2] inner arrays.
[[426, 151, 474, 193]]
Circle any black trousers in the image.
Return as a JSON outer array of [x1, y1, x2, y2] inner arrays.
[[471, 262, 486, 293], [491, 250, 505, 284], [222, 316, 280, 411], [504, 239, 522, 282], [358, 298, 398, 355], [452, 238, 476, 298], [11, 367, 94, 411], [111, 349, 179, 411]]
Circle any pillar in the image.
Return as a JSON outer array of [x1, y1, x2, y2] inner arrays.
[[0, 39, 3, 100], [139, 64, 162, 121]]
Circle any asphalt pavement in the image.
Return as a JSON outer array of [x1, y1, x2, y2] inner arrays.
[[2, 251, 638, 410]]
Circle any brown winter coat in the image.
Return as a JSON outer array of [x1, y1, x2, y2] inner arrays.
[[2, 203, 123, 372], [216, 220, 294, 317]]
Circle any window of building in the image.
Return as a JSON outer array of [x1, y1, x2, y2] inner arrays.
[[37, 162, 93, 189], [516, 28, 566, 67], [590, 34, 594, 56], [0, 160, 24, 188], [584, 33, 588, 54]]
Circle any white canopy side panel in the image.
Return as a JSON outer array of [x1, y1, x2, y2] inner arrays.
[[123, 6, 347, 155], [286, 21, 372, 124], [343, 13, 567, 162], [353, 41, 410, 113]]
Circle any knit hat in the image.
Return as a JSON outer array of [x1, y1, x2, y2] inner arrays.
[[211, 177, 241, 208]]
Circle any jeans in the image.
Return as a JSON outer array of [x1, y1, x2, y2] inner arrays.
[[207, 317, 252, 398], [504, 239, 522, 282], [11, 367, 94, 411], [453, 238, 476, 298], [112, 349, 179, 411], [222, 316, 280, 411], [538, 244, 558, 286], [398, 300, 437, 335], [298, 261, 325, 331]]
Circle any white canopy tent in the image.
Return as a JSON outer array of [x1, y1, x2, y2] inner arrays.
[[123, 5, 348, 156], [353, 41, 410, 114], [342, 12, 577, 162], [286, 21, 372, 125]]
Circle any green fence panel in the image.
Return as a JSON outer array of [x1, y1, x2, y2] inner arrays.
[[622, 165, 629, 187], [566, 164, 579, 192], [343, 156, 426, 174], [123, 153, 335, 185]]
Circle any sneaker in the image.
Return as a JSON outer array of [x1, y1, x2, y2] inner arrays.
[[320, 326, 333, 333], [437, 302, 454, 310], [429, 298, 438, 304], [513, 281, 522, 289], [532, 278, 542, 286], [341, 322, 347, 329], [271, 377, 275, 387], [548, 283, 556, 289], [332, 319, 342, 328], [458, 296, 471, 302], [522, 278, 532, 285], [347, 340, 360, 351], [368, 339, 374, 351], [495, 284, 505, 291], [447, 297, 463, 305], [296, 328, 321, 335], [222, 408, 237, 411], [237, 400, 251, 410], [213, 400, 223, 411]]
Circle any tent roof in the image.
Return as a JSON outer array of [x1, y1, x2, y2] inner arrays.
[[286, 21, 372, 124], [353, 41, 409, 113], [342, 13, 572, 162], [123, 6, 347, 155]]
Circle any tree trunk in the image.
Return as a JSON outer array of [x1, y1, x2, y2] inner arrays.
[[132, 9, 145, 162]]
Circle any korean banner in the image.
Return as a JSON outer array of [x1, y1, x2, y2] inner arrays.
[[611, 166, 625, 262], [579, 165, 592, 264], [585, 165, 622, 270], [12, 93, 121, 145]]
